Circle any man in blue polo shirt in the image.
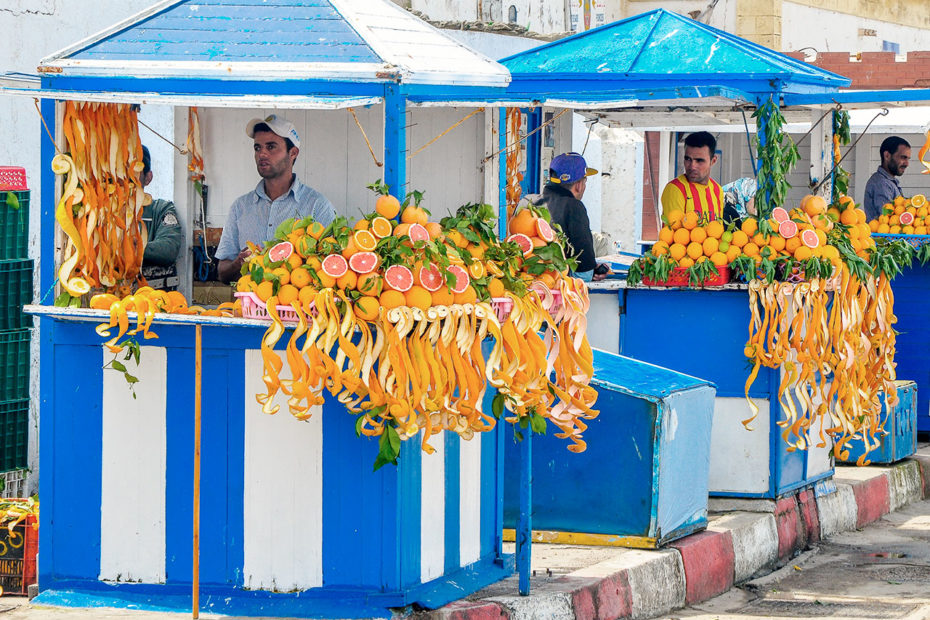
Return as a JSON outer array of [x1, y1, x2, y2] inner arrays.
[[216, 114, 336, 283], [863, 136, 910, 222]]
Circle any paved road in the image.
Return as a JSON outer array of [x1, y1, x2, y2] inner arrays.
[[670, 498, 930, 620]]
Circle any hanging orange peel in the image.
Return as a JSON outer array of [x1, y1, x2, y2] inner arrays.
[[918, 128, 930, 175]]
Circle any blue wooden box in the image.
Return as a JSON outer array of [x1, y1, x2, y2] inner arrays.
[[35, 315, 511, 618], [502, 349, 716, 548], [619, 287, 835, 499], [885, 264, 930, 432], [838, 380, 917, 465]]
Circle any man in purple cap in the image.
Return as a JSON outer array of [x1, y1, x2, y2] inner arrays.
[[535, 152, 607, 281]]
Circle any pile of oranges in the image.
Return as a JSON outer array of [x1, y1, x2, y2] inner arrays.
[[646, 194, 876, 277], [867, 194, 930, 235]]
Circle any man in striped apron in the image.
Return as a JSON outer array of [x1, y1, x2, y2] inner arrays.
[[660, 131, 724, 223]]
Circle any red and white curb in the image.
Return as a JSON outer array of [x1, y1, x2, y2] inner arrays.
[[421, 446, 930, 620]]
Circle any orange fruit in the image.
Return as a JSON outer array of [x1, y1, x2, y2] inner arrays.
[[690, 226, 707, 244], [725, 245, 740, 262], [752, 232, 768, 247], [277, 284, 299, 306], [912, 194, 927, 208], [298, 285, 318, 308], [731, 230, 749, 248], [446, 229, 469, 249], [425, 221, 443, 240], [354, 296, 380, 321], [272, 267, 290, 286], [678, 256, 695, 269], [702, 237, 718, 257], [256, 280, 274, 302], [705, 220, 724, 239], [651, 241, 669, 256], [356, 272, 383, 297], [453, 286, 478, 305], [672, 228, 691, 246], [840, 208, 858, 226], [487, 277, 506, 297], [353, 229, 378, 252], [769, 236, 786, 252], [235, 276, 253, 293], [393, 222, 411, 238], [682, 211, 700, 230], [659, 227, 674, 244], [316, 271, 336, 289], [666, 210, 685, 230], [287, 253, 303, 271], [400, 205, 428, 225], [376, 194, 401, 219], [686, 241, 703, 260], [868, 220, 879, 232], [405, 285, 433, 310], [508, 209, 537, 236], [353, 218, 370, 232], [741, 218, 758, 236], [710, 251, 728, 266], [743, 242, 760, 257], [337, 271, 357, 290], [877, 223, 890, 234], [669, 243, 687, 261], [468, 260, 486, 279], [803, 195, 827, 216], [431, 286, 454, 306], [305, 221, 325, 240], [379, 289, 406, 310], [370, 216, 394, 239], [290, 267, 312, 288], [794, 245, 813, 260], [894, 195, 907, 208], [341, 238, 358, 259]]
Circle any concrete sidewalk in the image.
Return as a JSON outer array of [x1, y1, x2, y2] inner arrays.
[[417, 444, 930, 620], [4, 447, 929, 620]]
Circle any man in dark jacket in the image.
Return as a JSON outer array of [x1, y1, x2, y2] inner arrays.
[[140, 145, 183, 290], [536, 152, 606, 281]]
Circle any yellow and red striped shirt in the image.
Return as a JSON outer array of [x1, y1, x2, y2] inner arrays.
[[660, 174, 724, 222]]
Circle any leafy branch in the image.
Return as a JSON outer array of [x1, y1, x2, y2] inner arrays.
[[103, 338, 142, 398], [832, 110, 851, 202], [753, 97, 800, 219]]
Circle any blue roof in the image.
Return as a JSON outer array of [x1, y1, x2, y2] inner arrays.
[[38, 0, 510, 91], [500, 9, 850, 104]]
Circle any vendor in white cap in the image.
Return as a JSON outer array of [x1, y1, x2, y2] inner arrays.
[[216, 114, 336, 283]]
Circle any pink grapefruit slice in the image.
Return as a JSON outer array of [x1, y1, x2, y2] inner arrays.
[[348, 251, 379, 274], [446, 264, 471, 294], [407, 223, 430, 243], [384, 264, 414, 292], [417, 264, 444, 292], [507, 233, 534, 256], [535, 219, 555, 243], [801, 229, 820, 249], [771, 207, 790, 224], [900, 211, 915, 226], [268, 241, 294, 263], [321, 254, 348, 278], [778, 220, 798, 239]]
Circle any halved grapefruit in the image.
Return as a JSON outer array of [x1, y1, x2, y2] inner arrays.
[[772, 207, 790, 224], [536, 219, 555, 243], [446, 264, 471, 294], [778, 220, 798, 239], [268, 241, 294, 263], [900, 211, 915, 226], [417, 263, 444, 292], [507, 233, 534, 256], [384, 264, 414, 292], [321, 254, 348, 278], [801, 229, 820, 249], [407, 223, 430, 243], [348, 251, 378, 274]]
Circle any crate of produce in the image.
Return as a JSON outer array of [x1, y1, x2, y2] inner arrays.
[[0, 400, 28, 471], [0, 513, 37, 595], [837, 380, 916, 464], [0, 331, 30, 402], [642, 265, 729, 287], [0, 168, 28, 262], [0, 260, 32, 329], [0, 469, 26, 499]]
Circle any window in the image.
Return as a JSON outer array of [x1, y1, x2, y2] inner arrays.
[[882, 40, 900, 54], [508, 5, 517, 23]]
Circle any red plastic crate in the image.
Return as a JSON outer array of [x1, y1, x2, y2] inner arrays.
[[0, 168, 27, 191], [642, 265, 729, 287], [0, 513, 37, 595]]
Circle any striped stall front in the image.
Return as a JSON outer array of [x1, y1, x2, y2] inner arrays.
[[38, 319, 511, 618]]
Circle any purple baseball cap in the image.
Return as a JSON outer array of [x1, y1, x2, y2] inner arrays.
[[549, 152, 597, 185]]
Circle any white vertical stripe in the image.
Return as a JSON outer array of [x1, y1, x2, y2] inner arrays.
[[243, 350, 323, 591], [459, 433, 482, 566], [420, 433, 445, 582], [99, 345, 167, 583]]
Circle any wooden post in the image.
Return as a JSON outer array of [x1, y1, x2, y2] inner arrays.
[[193, 323, 202, 619]]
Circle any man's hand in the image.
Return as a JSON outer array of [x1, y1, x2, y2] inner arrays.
[[592, 263, 610, 282], [217, 248, 252, 284]]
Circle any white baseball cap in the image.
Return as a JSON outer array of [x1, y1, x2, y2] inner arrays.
[[245, 114, 301, 148]]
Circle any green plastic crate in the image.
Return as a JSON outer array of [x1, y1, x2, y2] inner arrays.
[[0, 399, 29, 471], [0, 191, 29, 261], [0, 330, 30, 401], [0, 260, 33, 329]]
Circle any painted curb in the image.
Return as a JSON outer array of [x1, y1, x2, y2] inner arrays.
[[815, 481, 857, 538], [888, 460, 922, 511], [669, 530, 734, 604], [708, 511, 777, 583]]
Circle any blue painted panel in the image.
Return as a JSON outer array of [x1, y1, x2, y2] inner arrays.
[[48, 329, 103, 581], [839, 381, 917, 464], [43, 76, 385, 98], [621, 288, 768, 397], [72, 0, 381, 64], [887, 265, 930, 431], [396, 427, 421, 592], [592, 349, 714, 399]]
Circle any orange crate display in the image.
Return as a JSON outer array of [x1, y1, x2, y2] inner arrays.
[[642, 265, 729, 287], [0, 514, 37, 595]]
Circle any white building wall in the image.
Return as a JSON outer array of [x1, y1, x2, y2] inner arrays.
[[618, 0, 737, 32], [782, 3, 930, 53]]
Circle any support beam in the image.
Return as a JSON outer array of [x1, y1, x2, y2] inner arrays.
[[383, 85, 407, 201]]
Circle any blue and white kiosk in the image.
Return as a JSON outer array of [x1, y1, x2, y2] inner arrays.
[[8, 1, 524, 617]]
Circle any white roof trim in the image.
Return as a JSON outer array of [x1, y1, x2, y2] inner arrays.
[[0, 85, 382, 110]]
